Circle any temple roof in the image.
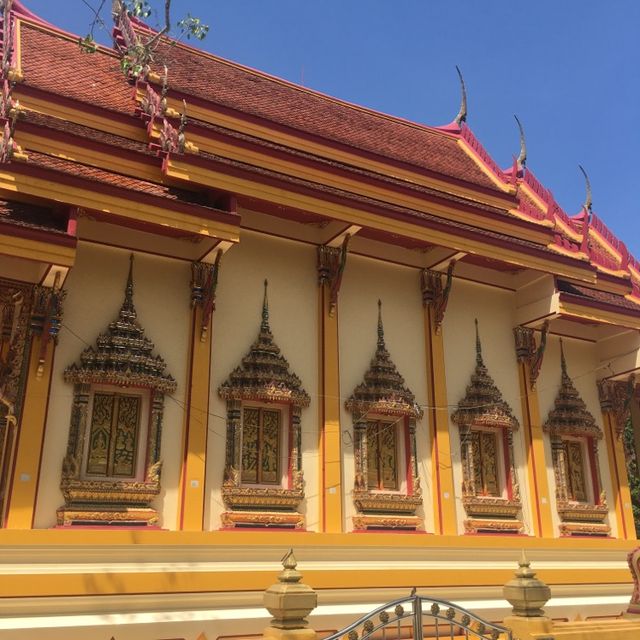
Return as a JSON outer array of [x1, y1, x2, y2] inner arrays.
[[451, 320, 519, 430], [345, 301, 422, 419], [2, 1, 640, 317], [543, 342, 601, 439], [218, 281, 310, 407]]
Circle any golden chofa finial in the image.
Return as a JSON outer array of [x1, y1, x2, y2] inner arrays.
[[454, 65, 468, 126], [278, 548, 302, 584], [514, 114, 527, 170], [578, 164, 592, 212]]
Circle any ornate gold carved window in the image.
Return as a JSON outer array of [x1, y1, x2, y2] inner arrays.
[[452, 321, 523, 534], [218, 281, 310, 529], [241, 406, 281, 485], [543, 342, 609, 536], [346, 301, 423, 531], [58, 257, 176, 527], [366, 420, 398, 491]]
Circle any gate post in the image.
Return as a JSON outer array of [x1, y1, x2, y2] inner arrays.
[[502, 552, 554, 640], [263, 549, 318, 640]]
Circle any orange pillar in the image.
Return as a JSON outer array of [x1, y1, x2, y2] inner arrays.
[[602, 410, 636, 539], [5, 335, 55, 529], [424, 305, 457, 535], [517, 361, 555, 538], [178, 304, 213, 531], [318, 284, 343, 533]]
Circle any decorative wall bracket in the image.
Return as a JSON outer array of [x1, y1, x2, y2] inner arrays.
[[317, 234, 350, 317], [513, 320, 549, 389], [420, 260, 455, 334], [191, 250, 222, 342], [598, 375, 635, 440], [30, 273, 65, 378]]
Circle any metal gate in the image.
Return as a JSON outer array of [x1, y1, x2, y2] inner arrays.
[[321, 592, 512, 640]]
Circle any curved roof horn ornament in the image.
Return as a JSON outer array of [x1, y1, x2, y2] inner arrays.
[[454, 65, 467, 127], [514, 115, 527, 171], [578, 164, 592, 213]]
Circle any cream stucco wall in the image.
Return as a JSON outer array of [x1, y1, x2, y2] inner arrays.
[[34, 243, 190, 529], [338, 255, 432, 533], [206, 231, 319, 531], [536, 336, 618, 537], [443, 278, 533, 535]]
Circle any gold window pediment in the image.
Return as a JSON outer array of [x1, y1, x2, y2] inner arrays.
[[452, 321, 523, 534], [58, 256, 176, 527], [218, 281, 309, 529], [347, 301, 423, 531]]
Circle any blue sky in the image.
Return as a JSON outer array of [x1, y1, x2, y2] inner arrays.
[[23, 0, 640, 255]]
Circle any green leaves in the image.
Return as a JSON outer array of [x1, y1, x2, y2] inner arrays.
[[177, 14, 209, 41], [78, 34, 97, 54]]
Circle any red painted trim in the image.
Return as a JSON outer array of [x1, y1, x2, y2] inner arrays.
[[559, 292, 640, 320], [8, 160, 241, 229], [15, 84, 140, 132], [173, 154, 592, 275], [187, 150, 545, 241], [170, 90, 511, 202], [0, 219, 75, 247]]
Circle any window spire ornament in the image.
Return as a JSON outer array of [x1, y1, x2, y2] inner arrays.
[[218, 281, 310, 529], [452, 320, 523, 534], [58, 254, 176, 527], [346, 300, 423, 531], [543, 339, 610, 536]]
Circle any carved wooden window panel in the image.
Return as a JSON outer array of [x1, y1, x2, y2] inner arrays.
[[366, 420, 399, 491], [241, 406, 282, 485], [83, 387, 149, 481], [562, 437, 590, 503], [470, 430, 501, 497]]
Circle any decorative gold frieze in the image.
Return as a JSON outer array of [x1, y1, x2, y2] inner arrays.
[[452, 320, 522, 534], [191, 250, 222, 341], [218, 281, 309, 528], [317, 235, 350, 317], [58, 256, 175, 526], [346, 301, 423, 530], [513, 320, 549, 389], [544, 341, 610, 536], [420, 260, 455, 334]]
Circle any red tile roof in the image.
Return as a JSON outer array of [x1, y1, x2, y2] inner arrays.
[[0, 198, 69, 235], [20, 22, 134, 115], [558, 280, 639, 312], [143, 40, 503, 192]]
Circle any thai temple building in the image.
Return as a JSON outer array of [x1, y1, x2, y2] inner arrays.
[[1, 1, 640, 638]]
